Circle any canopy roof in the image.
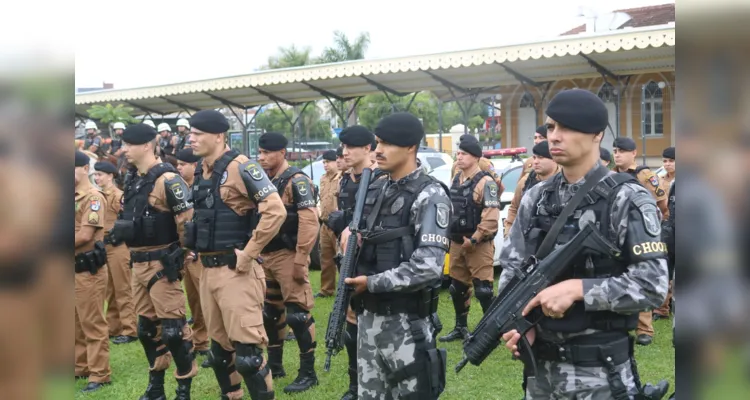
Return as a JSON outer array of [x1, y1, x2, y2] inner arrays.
[[75, 24, 674, 117]]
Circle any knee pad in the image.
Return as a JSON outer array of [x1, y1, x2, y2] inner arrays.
[[286, 303, 316, 353], [137, 315, 158, 342], [207, 340, 233, 369], [234, 343, 263, 376], [472, 279, 494, 301], [161, 318, 186, 347], [262, 303, 283, 327], [449, 279, 469, 297], [208, 341, 241, 394]]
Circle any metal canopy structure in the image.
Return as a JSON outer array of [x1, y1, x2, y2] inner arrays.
[[75, 25, 674, 117]]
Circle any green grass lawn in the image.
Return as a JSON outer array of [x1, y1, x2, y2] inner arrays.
[[74, 271, 675, 399]]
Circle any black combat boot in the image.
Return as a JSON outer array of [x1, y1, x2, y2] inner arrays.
[[283, 351, 318, 393], [267, 346, 286, 379], [439, 313, 469, 342], [139, 370, 166, 400], [173, 378, 191, 400], [340, 365, 358, 400]]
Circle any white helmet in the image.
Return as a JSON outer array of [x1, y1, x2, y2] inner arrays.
[[157, 123, 171, 132], [112, 122, 126, 130], [84, 120, 98, 130], [143, 120, 156, 129], [176, 118, 190, 128]]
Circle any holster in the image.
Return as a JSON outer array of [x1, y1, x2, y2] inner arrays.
[[75, 241, 107, 274], [159, 245, 185, 283], [385, 317, 446, 400]]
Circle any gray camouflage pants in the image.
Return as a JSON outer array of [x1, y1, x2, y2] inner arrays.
[[357, 310, 436, 400], [526, 359, 639, 400]]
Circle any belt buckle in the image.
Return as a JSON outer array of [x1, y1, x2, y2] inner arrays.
[[558, 345, 572, 363]]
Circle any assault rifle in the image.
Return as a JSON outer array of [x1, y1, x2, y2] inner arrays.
[[323, 167, 372, 372], [454, 222, 619, 375]]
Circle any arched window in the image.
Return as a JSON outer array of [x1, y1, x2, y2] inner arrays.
[[598, 82, 617, 103], [642, 81, 664, 136], [519, 92, 534, 108]]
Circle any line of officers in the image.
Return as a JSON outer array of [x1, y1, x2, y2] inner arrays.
[[74, 88, 673, 400]]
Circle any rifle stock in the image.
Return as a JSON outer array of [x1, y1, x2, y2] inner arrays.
[[323, 168, 373, 372], [455, 222, 619, 374]]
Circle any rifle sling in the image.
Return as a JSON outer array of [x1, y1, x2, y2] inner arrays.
[[535, 166, 608, 259]]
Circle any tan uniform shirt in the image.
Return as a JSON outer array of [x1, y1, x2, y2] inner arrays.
[[457, 165, 500, 242], [615, 163, 668, 218], [200, 153, 286, 259], [273, 161, 320, 266], [318, 171, 341, 221], [101, 185, 123, 233], [451, 157, 505, 194], [75, 184, 107, 253], [518, 158, 533, 182]]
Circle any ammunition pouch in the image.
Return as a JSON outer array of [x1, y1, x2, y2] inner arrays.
[[385, 317, 446, 400], [183, 221, 197, 250], [111, 220, 135, 243], [75, 241, 107, 274]]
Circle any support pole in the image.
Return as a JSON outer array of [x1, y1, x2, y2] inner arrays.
[[438, 99, 444, 152], [640, 84, 647, 166]]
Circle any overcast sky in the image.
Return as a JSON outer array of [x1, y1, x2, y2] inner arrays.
[[72, 0, 673, 90]]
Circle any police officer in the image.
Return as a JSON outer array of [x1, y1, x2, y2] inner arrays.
[[504, 141, 560, 238], [336, 146, 346, 171], [93, 161, 137, 345], [660, 146, 675, 195], [518, 125, 548, 181], [343, 112, 451, 399], [653, 146, 675, 321], [257, 132, 320, 394], [600, 147, 612, 168], [440, 134, 500, 343], [499, 89, 668, 399], [82, 121, 104, 157], [158, 123, 176, 157], [173, 149, 211, 361], [113, 124, 198, 400], [316, 149, 341, 298], [75, 151, 112, 393], [612, 137, 668, 346], [110, 122, 126, 158], [174, 118, 191, 153], [187, 110, 286, 400], [450, 142, 505, 193], [330, 125, 385, 400]]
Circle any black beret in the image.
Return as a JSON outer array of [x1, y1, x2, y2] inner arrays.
[[339, 125, 374, 147], [94, 161, 118, 174], [370, 139, 377, 151], [175, 148, 201, 163], [373, 112, 424, 147], [535, 125, 548, 138], [336, 147, 344, 158], [190, 109, 229, 134], [122, 123, 157, 145], [613, 137, 636, 151], [458, 135, 482, 158], [75, 150, 90, 167], [532, 141, 552, 159], [322, 150, 337, 161], [662, 146, 675, 159], [545, 89, 608, 134], [258, 132, 288, 152], [599, 147, 612, 162]]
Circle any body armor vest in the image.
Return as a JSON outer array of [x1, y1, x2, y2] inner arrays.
[[356, 173, 443, 302], [337, 167, 386, 213], [191, 150, 254, 252], [160, 136, 175, 156], [175, 135, 188, 153], [522, 170, 542, 194], [526, 173, 639, 333], [109, 138, 122, 155], [120, 163, 180, 248], [449, 171, 489, 242], [263, 166, 313, 253]]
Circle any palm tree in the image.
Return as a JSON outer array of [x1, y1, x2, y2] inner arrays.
[[263, 44, 313, 70], [318, 31, 371, 126], [86, 103, 137, 137]]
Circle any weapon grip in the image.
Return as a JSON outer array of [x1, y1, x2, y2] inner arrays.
[[512, 317, 539, 378]]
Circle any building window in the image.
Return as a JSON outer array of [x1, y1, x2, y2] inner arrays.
[[642, 81, 664, 136], [520, 92, 534, 108], [598, 82, 616, 103]]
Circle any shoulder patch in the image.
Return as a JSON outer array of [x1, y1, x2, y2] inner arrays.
[[244, 162, 264, 181], [435, 203, 450, 229], [648, 175, 660, 187], [291, 175, 316, 209], [88, 212, 99, 224], [220, 170, 228, 185], [636, 201, 661, 237], [170, 182, 185, 200], [90, 197, 101, 211]]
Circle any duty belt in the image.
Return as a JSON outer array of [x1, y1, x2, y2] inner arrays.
[[200, 252, 237, 269], [354, 292, 430, 318], [534, 336, 630, 367], [130, 244, 178, 264]]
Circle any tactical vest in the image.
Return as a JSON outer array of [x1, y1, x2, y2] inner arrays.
[[120, 163, 180, 248], [522, 170, 542, 194], [110, 138, 122, 155], [160, 136, 174, 156], [526, 173, 639, 333], [191, 150, 255, 252], [449, 171, 489, 242], [262, 166, 315, 253], [337, 167, 386, 213], [356, 173, 446, 302], [175, 135, 188, 153]]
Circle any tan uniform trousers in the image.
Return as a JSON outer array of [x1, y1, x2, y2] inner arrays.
[[637, 312, 655, 337], [105, 243, 136, 337], [74, 266, 111, 383], [319, 225, 337, 296], [183, 255, 209, 351], [448, 241, 495, 285], [262, 249, 314, 311], [132, 260, 194, 372]]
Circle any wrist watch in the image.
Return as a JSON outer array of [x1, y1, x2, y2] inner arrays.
[[470, 238, 478, 245], [254, 256, 264, 265]]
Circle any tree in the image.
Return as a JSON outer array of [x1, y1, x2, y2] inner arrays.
[[86, 103, 137, 137], [255, 107, 292, 134], [355, 92, 439, 132], [317, 31, 371, 126], [262, 44, 313, 70]]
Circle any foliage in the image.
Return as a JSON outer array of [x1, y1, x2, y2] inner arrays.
[[86, 104, 138, 136], [254, 104, 332, 142], [261, 44, 313, 70], [317, 31, 371, 64]]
